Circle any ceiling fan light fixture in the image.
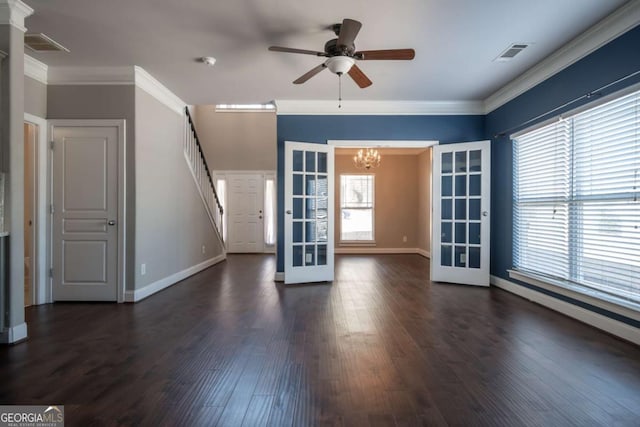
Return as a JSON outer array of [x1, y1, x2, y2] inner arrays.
[[325, 56, 355, 75]]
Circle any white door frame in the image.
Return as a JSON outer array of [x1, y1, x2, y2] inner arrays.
[[431, 140, 491, 286], [212, 170, 277, 253], [48, 120, 127, 303], [24, 113, 49, 305]]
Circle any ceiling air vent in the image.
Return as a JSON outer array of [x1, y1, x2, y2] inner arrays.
[[24, 33, 70, 53], [494, 43, 529, 62]]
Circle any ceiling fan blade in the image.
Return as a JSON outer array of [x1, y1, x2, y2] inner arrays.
[[269, 46, 327, 57], [293, 64, 327, 84], [347, 64, 372, 88], [355, 49, 415, 60], [337, 18, 362, 48]]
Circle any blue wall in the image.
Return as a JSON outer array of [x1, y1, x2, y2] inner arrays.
[[485, 25, 640, 327], [276, 115, 485, 272], [276, 24, 640, 328], [486, 25, 640, 282]]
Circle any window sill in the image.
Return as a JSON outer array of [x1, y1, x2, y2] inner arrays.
[[507, 269, 640, 322]]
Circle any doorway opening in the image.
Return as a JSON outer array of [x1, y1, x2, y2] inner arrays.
[[23, 122, 36, 307]]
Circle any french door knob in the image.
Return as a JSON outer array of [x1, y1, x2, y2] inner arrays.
[[286, 210, 292, 215], [482, 211, 489, 217]]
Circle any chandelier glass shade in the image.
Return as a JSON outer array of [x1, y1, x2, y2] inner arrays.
[[353, 148, 381, 169]]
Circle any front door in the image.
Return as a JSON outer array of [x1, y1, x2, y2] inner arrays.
[[52, 124, 120, 301], [284, 141, 334, 284], [431, 140, 491, 286], [227, 173, 264, 253]]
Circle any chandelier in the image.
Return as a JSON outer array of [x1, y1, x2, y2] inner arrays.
[[353, 148, 381, 169]]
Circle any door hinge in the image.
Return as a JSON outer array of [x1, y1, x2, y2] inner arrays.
[[50, 204, 55, 214], [49, 268, 53, 278], [50, 140, 54, 149]]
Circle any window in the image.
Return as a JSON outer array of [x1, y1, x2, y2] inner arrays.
[[513, 88, 640, 305], [264, 177, 276, 246], [340, 174, 374, 241], [215, 178, 227, 242]]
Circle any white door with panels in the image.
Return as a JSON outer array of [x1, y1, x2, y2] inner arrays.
[[284, 141, 334, 284], [227, 173, 265, 253], [431, 140, 491, 286], [52, 123, 121, 301]]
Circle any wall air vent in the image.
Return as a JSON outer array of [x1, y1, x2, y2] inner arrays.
[[494, 43, 530, 62], [24, 33, 70, 53]]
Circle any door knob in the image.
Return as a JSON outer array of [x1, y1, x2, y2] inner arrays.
[[286, 210, 292, 215], [108, 220, 116, 226], [482, 211, 489, 217]]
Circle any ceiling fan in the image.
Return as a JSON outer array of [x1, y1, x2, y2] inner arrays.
[[268, 18, 415, 88]]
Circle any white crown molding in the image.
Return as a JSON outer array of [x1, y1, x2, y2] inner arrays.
[[328, 140, 438, 148], [484, 0, 640, 113], [48, 66, 135, 85], [134, 66, 186, 115], [46, 65, 186, 114], [275, 100, 485, 115], [0, 0, 33, 32], [24, 54, 47, 84]]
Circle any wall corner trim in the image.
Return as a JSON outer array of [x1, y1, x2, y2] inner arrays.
[[490, 275, 640, 346], [0, 0, 34, 32], [484, 1, 640, 113], [416, 248, 431, 259], [24, 54, 48, 84], [0, 322, 28, 344], [133, 66, 186, 115], [124, 254, 226, 302]]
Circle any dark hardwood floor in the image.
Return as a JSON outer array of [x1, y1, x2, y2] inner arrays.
[[2, 254, 640, 426]]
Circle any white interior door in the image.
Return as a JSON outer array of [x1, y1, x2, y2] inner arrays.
[[52, 124, 120, 301], [284, 141, 334, 284], [431, 140, 491, 286], [227, 173, 264, 253]]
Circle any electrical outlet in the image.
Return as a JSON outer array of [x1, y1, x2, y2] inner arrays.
[[141, 263, 146, 275], [201, 245, 206, 254], [403, 235, 407, 243]]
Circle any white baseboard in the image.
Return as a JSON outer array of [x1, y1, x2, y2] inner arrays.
[[0, 322, 28, 344], [335, 247, 428, 255], [125, 254, 226, 302], [274, 272, 284, 282], [491, 275, 640, 346], [416, 248, 431, 259]]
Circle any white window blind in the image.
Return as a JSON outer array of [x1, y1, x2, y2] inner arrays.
[[513, 89, 640, 305]]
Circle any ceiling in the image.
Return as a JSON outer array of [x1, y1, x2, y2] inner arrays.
[[23, 0, 629, 106]]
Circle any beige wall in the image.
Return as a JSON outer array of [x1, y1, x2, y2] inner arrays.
[[335, 154, 421, 249], [193, 106, 276, 171], [134, 88, 222, 289], [417, 148, 432, 253], [48, 84, 137, 288], [24, 76, 47, 118]]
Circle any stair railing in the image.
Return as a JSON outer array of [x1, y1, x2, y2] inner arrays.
[[184, 106, 224, 244]]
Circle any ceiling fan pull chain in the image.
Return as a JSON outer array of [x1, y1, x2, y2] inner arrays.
[[338, 74, 342, 108]]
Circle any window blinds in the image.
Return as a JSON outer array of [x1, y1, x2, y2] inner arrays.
[[513, 89, 640, 304]]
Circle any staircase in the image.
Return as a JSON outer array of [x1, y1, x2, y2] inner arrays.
[[184, 107, 225, 245]]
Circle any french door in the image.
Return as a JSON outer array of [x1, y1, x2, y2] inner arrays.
[[431, 140, 491, 286], [284, 141, 334, 284]]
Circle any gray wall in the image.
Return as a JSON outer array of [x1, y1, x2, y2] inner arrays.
[[47, 84, 137, 289], [24, 76, 46, 118], [134, 87, 222, 289], [194, 106, 276, 171]]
